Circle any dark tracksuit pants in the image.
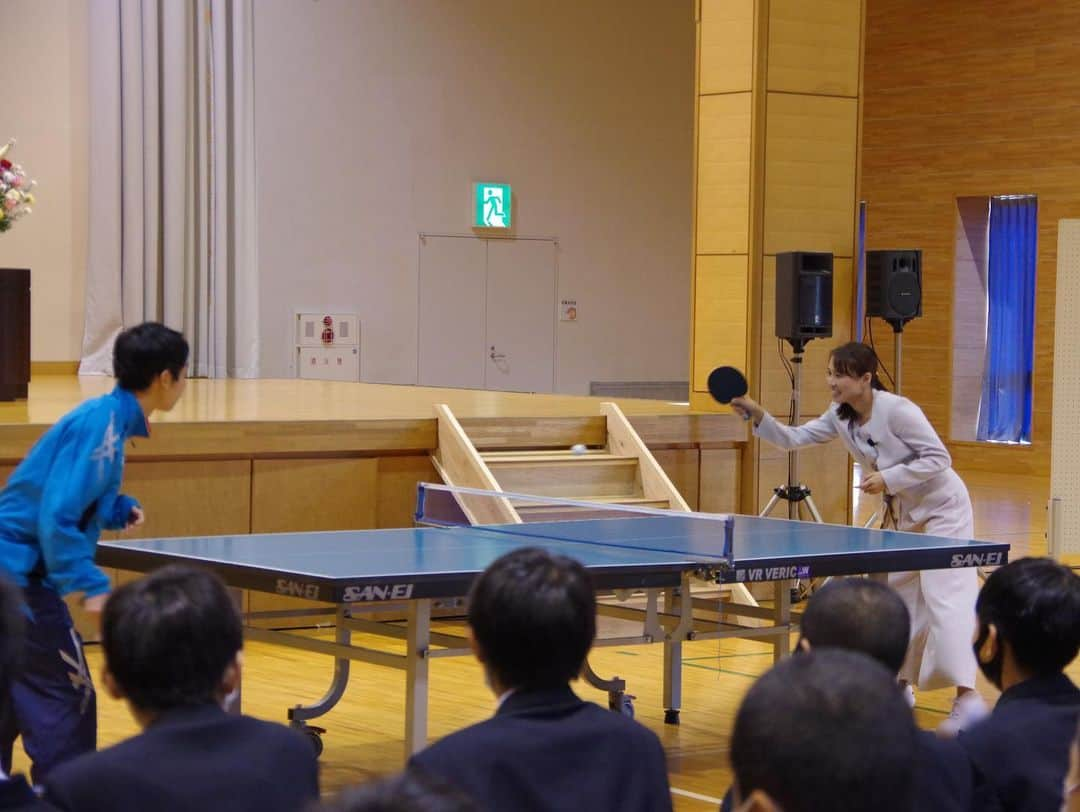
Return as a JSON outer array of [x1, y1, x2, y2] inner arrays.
[[0, 580, 96, 784]]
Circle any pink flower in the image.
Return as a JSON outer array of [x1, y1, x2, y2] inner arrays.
[[3, 198, 17, 211]]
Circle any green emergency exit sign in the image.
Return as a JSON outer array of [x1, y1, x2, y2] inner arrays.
[[473, 183, 512, 228]]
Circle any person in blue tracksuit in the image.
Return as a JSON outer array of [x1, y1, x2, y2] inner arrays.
[[0, 322, 188, 784]]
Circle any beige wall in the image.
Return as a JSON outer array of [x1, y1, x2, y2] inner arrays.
[[254, 0, 695, 392], [0, 0, 88, 362], [9, 0, 694, 385]]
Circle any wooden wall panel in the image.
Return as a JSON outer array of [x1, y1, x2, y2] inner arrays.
[[691, 0, 863, 518], [249, 458, 378, 618], [764, 93, 859, 257], [700, 448, 740, 514], [767, 0, 862, 96], [696, 93, 753, 255], [654, 448, 700, 511], [861, 0, 1080, 477], [251, 458, 377, 534], [700, 0, 755, 94], [693, 255, 750, 392], [377, 455, 440, 529], [104, 460, 253, 540]]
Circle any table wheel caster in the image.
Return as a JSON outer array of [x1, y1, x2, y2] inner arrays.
[[295, 724, 325, 757], [609, 692, 635, 719]]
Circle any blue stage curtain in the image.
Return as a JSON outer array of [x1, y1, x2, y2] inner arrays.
[[977, 196, 1037, 443]]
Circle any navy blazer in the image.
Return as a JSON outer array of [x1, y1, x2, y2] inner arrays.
[[0, 776, 55, 811], [409, 686, 672, 812], [915, 730, 973, 811], [43, 704, 319, 812], [959, 673, 1080, 812], [719, 730, 973, 812]]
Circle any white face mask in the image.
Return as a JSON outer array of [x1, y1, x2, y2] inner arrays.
[[1062, 742, 1080, 812], [219, 651, 243, 711], [221, 686, 240, 712]]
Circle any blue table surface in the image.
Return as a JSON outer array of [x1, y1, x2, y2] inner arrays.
[[100, 514, 1005, 580]]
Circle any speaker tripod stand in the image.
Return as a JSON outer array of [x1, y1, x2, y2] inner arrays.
[[759, 344, 825, 601]]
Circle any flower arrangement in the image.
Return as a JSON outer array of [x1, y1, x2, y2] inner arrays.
[[0, 139, 36, 233]]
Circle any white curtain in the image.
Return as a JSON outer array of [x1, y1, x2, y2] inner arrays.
[[81, 0, 259, 378]]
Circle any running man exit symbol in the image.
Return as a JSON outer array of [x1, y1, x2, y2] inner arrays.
[[473, 183, 512, 229]]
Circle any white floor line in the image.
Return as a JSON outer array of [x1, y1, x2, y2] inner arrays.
[[671, 786, 723, 805]]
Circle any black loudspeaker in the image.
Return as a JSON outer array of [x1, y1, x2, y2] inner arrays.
[[866, 249, 922, 326], [775, 252, 833, 350]]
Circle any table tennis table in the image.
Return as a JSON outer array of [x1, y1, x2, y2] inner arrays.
[[98, 485, 1009, 756]]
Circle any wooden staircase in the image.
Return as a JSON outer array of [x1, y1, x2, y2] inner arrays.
[[432, 402, 757, 607]]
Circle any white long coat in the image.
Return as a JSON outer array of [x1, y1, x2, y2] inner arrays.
[[754, 389, 979, 690]]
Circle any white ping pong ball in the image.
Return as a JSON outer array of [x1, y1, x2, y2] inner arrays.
[[571, 444, 587, 455]]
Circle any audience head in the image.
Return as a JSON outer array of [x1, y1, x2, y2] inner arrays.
[[0, 575, 24, 691], [316, 769, 477, 812], [731, 649, 918, 812], [467, 547, 595, 694], [797, 577, 910, 674], [102, 565, 243, 718], [113, 321, 189, 408], [973, 557, 1080, 690]]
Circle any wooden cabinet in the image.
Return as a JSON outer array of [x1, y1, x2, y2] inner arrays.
[[0, 268, 30, 401]]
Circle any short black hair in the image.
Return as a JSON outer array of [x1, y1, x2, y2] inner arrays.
[[976, 557, 1080, 676], [102, 565, 242, 712], [0, 576, 25, 690], [799, 578, 911, 674], [731, 649, 918, 812], [113, 322, 189, 391], [467, 547, 595, 692], [316, 768, 477, 812]]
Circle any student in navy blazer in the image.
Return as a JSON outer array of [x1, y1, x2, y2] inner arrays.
[[960, 558, 1080, 812], [43, 566, 318, 812], [719, 578, 972, 812], [409, 547, 672, 812]]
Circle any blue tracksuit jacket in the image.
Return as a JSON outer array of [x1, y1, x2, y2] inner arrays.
[[0, 386, 147, 597]]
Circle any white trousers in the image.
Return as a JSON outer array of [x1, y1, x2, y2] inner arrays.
[[886, 495, 980, 691]]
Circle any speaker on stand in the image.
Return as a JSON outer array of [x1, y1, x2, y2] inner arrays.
[[767, 252, 834, 603], [763, 251, 834, 524], [866, 250, 922, 395]]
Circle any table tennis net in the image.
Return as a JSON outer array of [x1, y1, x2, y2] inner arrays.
[[415, 483, 735, 559]]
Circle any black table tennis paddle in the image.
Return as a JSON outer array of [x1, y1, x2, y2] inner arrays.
[[707, 366, 748, 405]]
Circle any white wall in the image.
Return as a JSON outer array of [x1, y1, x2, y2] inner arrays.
[[0, 0, 89, 362], [254, 0, 694, 391]]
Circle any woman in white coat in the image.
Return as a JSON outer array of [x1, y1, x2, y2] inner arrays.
[[732, 341, 985, 733]]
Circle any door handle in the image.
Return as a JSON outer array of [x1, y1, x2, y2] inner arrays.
[[489, 346, 507, 361]]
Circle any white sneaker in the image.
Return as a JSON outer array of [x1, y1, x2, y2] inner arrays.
[[902, 684, 915, 708], [937, 692, 989, 737]]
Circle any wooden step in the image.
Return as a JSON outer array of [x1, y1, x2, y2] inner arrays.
[[514, 498, 670, 524], [510, 496, 669, 509], [481, 451, 616, 463], [488, 457, 640, 498]]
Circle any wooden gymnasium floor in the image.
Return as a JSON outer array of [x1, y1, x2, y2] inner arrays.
[[5, 377, 1072, 809]]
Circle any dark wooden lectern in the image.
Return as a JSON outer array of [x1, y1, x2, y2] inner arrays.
[[0, 268, 30, 401]]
